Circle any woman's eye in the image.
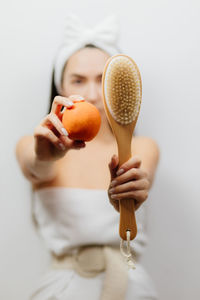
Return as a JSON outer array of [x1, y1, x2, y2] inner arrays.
[[72, 79, 82, 84]]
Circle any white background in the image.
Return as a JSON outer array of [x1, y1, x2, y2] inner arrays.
[[0, 0, 200, 299]]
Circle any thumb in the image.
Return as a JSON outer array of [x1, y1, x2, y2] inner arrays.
[[60, 136, 86, 150], [108, 154, 119, 181]]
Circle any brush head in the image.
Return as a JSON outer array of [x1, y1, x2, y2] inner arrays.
[[103, 54, 142, 125]]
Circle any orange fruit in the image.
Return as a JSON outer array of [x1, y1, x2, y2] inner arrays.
[[62, 100, 101, 141]]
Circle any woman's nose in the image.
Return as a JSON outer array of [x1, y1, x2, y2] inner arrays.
[[85, 83, 100, 104]]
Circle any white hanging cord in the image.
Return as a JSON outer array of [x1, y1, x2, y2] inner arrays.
[[120, 230, 136, 269]]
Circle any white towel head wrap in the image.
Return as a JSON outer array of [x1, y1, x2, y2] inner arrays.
[[54, 14, 121, 94]]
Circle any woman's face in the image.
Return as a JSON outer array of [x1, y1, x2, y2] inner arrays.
[[61, 47, 110, 114]]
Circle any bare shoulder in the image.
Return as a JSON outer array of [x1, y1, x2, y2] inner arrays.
[[132, 136, 160, 160], [132, 136, 160, 150], [131, 136, 160, 187]]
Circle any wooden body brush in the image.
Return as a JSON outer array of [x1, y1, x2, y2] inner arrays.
[[102, 54, 142, 241]]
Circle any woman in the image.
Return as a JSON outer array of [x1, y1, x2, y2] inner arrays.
[[16, 15, 160, 300]]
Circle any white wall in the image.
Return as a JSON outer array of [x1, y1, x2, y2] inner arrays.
[[0, 0, 199, 299]]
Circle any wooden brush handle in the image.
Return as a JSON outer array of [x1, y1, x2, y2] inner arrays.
[[117, 137, 137, 241], [119, 199, 137, 240]]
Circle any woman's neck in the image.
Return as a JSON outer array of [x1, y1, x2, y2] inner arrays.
[[94, 114, 115, 144]]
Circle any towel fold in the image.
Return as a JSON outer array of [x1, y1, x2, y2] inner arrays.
[[52, 245, 128, 300]]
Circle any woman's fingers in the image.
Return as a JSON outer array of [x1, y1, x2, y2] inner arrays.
[[116, 156, 142, 176], [109, 189, 147, 212], [51, 95, 85, 120], [68, 95, 85, 102], [34, 125, 67, 150], [41, 113, 69, 137], [40, 115, 86, 149], [108, 179, 149, 195], [110, 190, 148, 205], [51, 96, 74, 117], [108, 154, 119, 181], [110, 168, 148, 187], [33, 94, 87, 161], [109, 197, 143, 212], [71, 140, 86, 149]]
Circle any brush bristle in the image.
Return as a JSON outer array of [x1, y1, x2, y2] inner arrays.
[[104, 55, 142, 125]]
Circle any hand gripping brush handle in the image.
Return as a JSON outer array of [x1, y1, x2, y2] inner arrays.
[[102, 54, 142, 241]]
